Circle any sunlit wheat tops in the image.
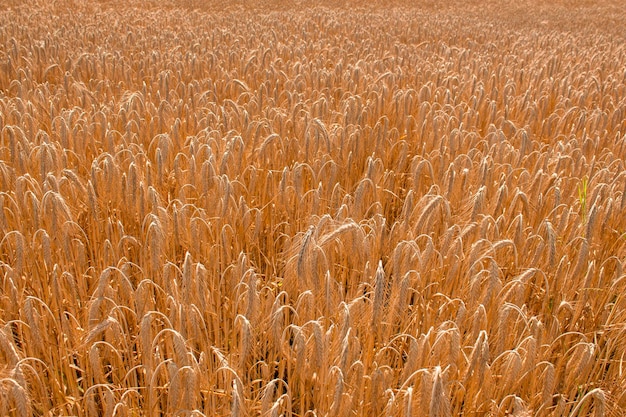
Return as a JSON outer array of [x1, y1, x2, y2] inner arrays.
[[1, 0, 626, 415]]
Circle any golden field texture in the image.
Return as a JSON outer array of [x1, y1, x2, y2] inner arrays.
[[1, 0, 626, 415]]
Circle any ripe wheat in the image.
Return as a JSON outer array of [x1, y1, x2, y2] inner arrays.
[[0, 0, 626, 415]]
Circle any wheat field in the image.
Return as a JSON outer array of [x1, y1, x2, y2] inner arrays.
[[1, 0, 626, 416]]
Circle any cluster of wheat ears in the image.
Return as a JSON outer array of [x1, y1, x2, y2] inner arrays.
[[1, 0, 626, 416]]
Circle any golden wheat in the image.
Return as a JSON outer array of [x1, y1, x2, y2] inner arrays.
[[1, 0, 626, 415]]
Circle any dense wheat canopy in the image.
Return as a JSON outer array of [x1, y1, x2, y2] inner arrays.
[[1, 0, 626, 415]]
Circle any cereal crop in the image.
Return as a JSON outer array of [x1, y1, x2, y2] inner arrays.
[[1, 0, 626, 415]]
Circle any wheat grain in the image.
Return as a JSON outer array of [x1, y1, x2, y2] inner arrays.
[[372, 260, 386, 329], [430, 366, 451, 417]]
